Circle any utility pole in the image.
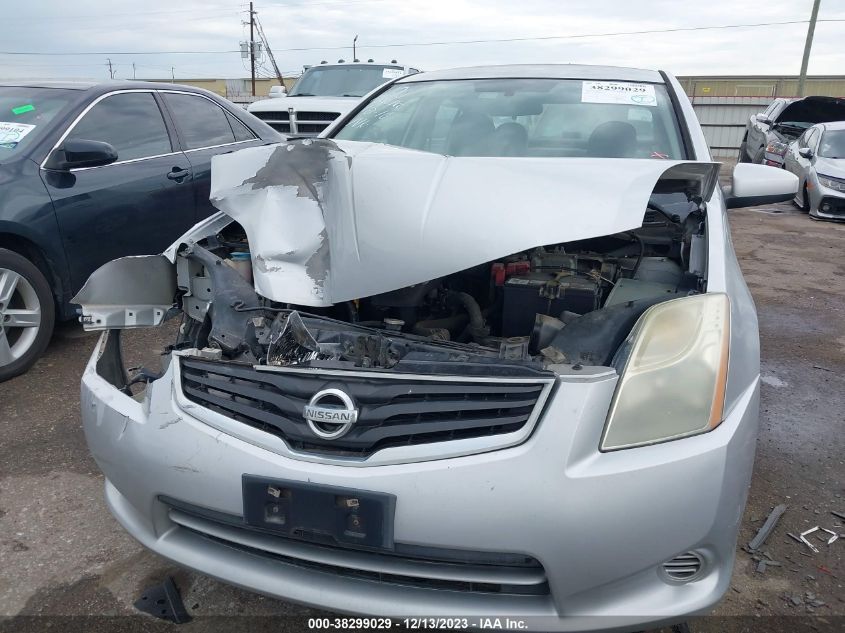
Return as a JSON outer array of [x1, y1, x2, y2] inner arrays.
[[106, 58, 115, 79], [254, 11, 285, 88], [798, 0, 821, 97], [353, 34, 358, 60], [132, 63, 136, 80], [171, 66, 175, 81], [249, 1, 256, 96]]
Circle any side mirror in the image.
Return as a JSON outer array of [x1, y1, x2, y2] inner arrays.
[[45, 138, 118, 171], [798, 147, 814, 159], [722, 163, 798, 209], [753, 113, 773, 126]]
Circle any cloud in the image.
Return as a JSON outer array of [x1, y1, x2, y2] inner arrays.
[[1, 0, 843, 80]]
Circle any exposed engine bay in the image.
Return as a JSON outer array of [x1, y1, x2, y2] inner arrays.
[[173, 195, 708, 375]]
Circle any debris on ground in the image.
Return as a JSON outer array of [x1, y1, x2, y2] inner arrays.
[[134, 576, 192, 624], [800, 527, 821, 553], [748, 504, 787, 551]]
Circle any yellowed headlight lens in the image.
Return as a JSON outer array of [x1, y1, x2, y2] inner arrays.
[[601, 293, 730, 451]]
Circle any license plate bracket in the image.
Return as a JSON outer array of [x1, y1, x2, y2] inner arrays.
[[242, 475, 396, 550]]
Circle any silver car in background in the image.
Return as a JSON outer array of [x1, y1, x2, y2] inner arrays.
[[783, 121, 845, 220], [74, 65, 797, 631]]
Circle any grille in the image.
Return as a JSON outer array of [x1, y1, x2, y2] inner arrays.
[[661, 552, 704, 582], [252, 110, 289, 121], [296, 111, 340, 122], [162, 497, 549, 595], [296, 123, 329, 134], [269, 123, 291, 133], [179, 358, 548, 457], [252, 110, 339, 135], [268, 123, 290, 134]]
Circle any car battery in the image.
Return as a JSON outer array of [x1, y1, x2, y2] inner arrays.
[[501, 272, 601, 337]]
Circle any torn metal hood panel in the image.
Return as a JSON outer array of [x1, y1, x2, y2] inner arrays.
[[207, 139, 718, 306]]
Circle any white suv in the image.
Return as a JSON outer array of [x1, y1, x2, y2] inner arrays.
[[248, 61, 419, 136]]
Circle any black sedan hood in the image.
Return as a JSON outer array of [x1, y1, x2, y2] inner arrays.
[[777, 96, 845, 125]]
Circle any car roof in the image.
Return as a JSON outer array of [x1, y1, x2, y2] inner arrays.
[[0, 79, 221, 95], [821, 120, 845, 132], [398, 64, 665, 84], [0, 80, 98, 90]]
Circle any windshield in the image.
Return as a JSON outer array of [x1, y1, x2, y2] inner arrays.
[[289, 65, 405, 98], [334, 78, 685, 158], [818, 129, 845, 159], [0, 87, 76, 160]]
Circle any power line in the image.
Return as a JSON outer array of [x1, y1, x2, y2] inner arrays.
[[272, 18, 845, 52], [0, 49, 242, 57], [1, 18, 842, 58]]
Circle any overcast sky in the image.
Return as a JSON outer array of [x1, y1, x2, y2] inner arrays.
[[2, 0, 844, 81]]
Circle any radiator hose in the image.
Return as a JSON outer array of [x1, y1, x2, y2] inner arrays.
[[446, 291, 490, 342]]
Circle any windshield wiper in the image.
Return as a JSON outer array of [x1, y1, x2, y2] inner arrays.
[[341, 93, 362, 97], [290, 93, 315, 97]]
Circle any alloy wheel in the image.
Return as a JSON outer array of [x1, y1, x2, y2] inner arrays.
[[0, 267, 42, 367]]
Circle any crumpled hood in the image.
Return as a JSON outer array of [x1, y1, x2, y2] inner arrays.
[[815, 157, 845, 179], [207, 139, 718, 306]]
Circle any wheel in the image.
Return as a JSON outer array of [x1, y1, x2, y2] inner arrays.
[[0, 249, 55, 381], [753, 147, 766, 164], [738, 141, 751, 163], [801, 184, 810, 213]]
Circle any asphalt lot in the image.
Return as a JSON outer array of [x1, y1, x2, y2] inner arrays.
[[0, 192, 843, 631]]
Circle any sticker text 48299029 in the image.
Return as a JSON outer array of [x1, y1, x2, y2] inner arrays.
[[581, 81, 657, 107]]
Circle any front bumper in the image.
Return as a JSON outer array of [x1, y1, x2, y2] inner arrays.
[[808, 181, 845, 220], [82, 333, 760, 631]]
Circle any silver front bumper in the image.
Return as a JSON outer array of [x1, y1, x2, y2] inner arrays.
[[82, 332, 760, 631]]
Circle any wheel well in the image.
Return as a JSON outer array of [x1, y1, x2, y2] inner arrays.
[[0, 233, 63, 308]]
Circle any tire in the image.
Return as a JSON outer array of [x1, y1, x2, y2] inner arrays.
[[753, 147, 766, 164], [738, 141, 751, 163], [0, 249, 55, 382], [801, 184, 810, 213]]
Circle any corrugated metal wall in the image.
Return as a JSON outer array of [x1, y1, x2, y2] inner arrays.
[[689, 96, 771, 159], [676, 75, 845, 159]]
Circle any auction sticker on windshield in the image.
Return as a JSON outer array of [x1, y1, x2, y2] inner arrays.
[[382, 68, 404, 79], [0, 121, 36, 148], [582, 81, 657, 106]]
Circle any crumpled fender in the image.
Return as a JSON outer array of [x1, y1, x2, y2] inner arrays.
[[71, 255, 176, 330]]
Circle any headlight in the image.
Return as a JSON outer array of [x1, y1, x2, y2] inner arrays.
[[765, 141, 788, 156], [601, 293, 730, 451], [818, 173, 845, 192]]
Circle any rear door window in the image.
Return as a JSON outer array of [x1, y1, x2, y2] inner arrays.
[[66, 92, 172, 162], [226, 111, 256, 142], [163, 93, 237, 149]]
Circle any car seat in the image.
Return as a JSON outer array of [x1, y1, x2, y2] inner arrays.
[[587, 121, 637, 158]]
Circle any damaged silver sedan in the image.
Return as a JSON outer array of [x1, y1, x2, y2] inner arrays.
[[75, 65, 798, 631]]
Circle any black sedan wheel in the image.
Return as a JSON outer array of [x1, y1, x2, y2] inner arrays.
[[0, 249, 55, 382]]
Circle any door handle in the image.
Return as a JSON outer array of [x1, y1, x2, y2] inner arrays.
[[167, 167, 190, 182]]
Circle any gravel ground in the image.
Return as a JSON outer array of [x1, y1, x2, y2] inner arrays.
[[0, 192, 843, 632]]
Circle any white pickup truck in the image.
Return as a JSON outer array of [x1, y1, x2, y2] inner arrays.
[[248, 61, 419, 136]]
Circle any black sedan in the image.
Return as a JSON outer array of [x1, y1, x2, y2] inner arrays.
[[0, 81, 280, 380]]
